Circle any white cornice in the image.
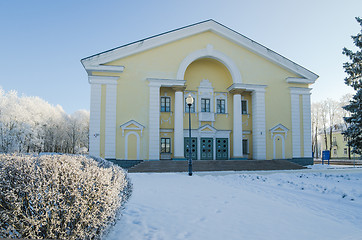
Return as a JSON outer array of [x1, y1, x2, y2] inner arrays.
[[227, 83, 267, 92], [88, 76, 119, 85], [83, 64, 124, 76], [289, 87, 312, 95], [81, 20, 318, 83], [286, 77, 314, 84], [147, 78, 186, 87]]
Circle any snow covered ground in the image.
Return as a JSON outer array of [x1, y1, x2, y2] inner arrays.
[[105, 165, 362, 240]]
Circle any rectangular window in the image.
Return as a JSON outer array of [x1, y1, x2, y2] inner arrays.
[[201, 98, 210, 112], [160, 97, 171, 112], [217, 99, 225, 113], [344, 148, 347, 155], [344, 136, 347, 142], [185, 97, 195, 112], [333, 148, 337, 155], [160, 138, 171, 153], [242, 139, 248, 155], [241, 100, 248, 114]]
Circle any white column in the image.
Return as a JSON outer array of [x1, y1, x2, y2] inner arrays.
[[303, 92, 312, 157], [89, 83, 101, 157], [290, 89, 301, 158], [105, 83, 117, 159], [252, 89, 266, 160], [149, 83, 161, 160], [233, 93, 243, 158], [173, 90, 184, 159]]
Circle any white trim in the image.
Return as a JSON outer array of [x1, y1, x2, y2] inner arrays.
[[104, 84, 117, 159], [273, 134, 285, 159], [251, 89, 266, 160], [148, 85, 160, 160], [286, 77, 314, 84], [215, 92, 228, 115], [81, 20, 318, 82], [85, 65, 124, 76], [177, 45, 242, 84], [290, 92, 301, 158], [89, 84, 101, 157], [125, 131, 140, 160], [147, 78, 186, 87], [270, 123, 289, 139], [233, 93, 243, 157], [302, 94, 312, 157], [88, 75, 119, 85], [120, 120, 145, 136], [198, 79, 215, 123], [174, 90, 184, 158], [289, 87, 312, 95], [227, 83, 267, 92]]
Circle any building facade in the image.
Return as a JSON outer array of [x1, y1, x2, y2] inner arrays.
[[81, 20, 318, 165], [319, 128, 361, 159]]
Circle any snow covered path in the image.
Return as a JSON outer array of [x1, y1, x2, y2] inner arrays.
[[106, 166, 362, 240]]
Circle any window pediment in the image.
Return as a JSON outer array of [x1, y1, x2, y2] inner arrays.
[[120, 120, 145, 136]]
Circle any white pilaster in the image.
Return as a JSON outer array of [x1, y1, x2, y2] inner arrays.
[[252, 89, 266, 160], [303, 92, 312, 157], [290, 92, 301, 158], [105, 83, 117, 159], [233, 93, 243, 158], [148, 83, 161, 160], [89, 83, 101, 157], [174, 90, 184, 158]]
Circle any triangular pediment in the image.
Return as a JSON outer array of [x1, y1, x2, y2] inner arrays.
[[81, 20, 318, 82], [270, 124, 288, 133], [120, 120, 145, 136], [198, 124, 217, 133]]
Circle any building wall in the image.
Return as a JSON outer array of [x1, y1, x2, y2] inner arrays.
[[320, 132, 361, 159], [90, 31, 310, 160]]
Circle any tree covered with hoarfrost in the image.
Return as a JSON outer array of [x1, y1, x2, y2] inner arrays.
[[342, 17, 362, 155], [0, 88, 89, 154], [0, 154, 132, 239]]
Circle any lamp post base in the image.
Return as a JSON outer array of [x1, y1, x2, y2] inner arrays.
[[188, 160, 192, 176]]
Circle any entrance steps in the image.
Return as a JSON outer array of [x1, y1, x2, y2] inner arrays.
[[127, 160, 305, 173]]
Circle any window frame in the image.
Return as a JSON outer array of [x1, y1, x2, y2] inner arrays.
[[216, 99, 226, 114], [242, 139, 249, 155], [241, 99, 248, 115], [160, 96, 171, 112], [160, 138, 171, 153], [201, 98, 211, 112]]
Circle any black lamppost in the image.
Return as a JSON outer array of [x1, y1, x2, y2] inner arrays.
[[186, 94, 194, 176]]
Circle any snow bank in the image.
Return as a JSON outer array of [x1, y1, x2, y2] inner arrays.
[[106, 169, 362, 240]]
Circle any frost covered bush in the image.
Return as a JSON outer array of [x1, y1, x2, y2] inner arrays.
[[0, 154, 132, 239]]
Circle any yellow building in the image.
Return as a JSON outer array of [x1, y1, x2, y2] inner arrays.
[[319, 129, 360, 159], [81, 20, 318, 166]]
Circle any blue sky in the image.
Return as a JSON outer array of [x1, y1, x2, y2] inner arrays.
[[0, 0, 361, 114]]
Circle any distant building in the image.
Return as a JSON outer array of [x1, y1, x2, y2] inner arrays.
[[319, 125, 360, 159], [81, 20, 318, 165]]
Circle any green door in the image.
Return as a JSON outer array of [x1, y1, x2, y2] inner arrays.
[[216, 138, 228, 160], [201, 138, 213, 160], [184, 137, 197, 160]]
